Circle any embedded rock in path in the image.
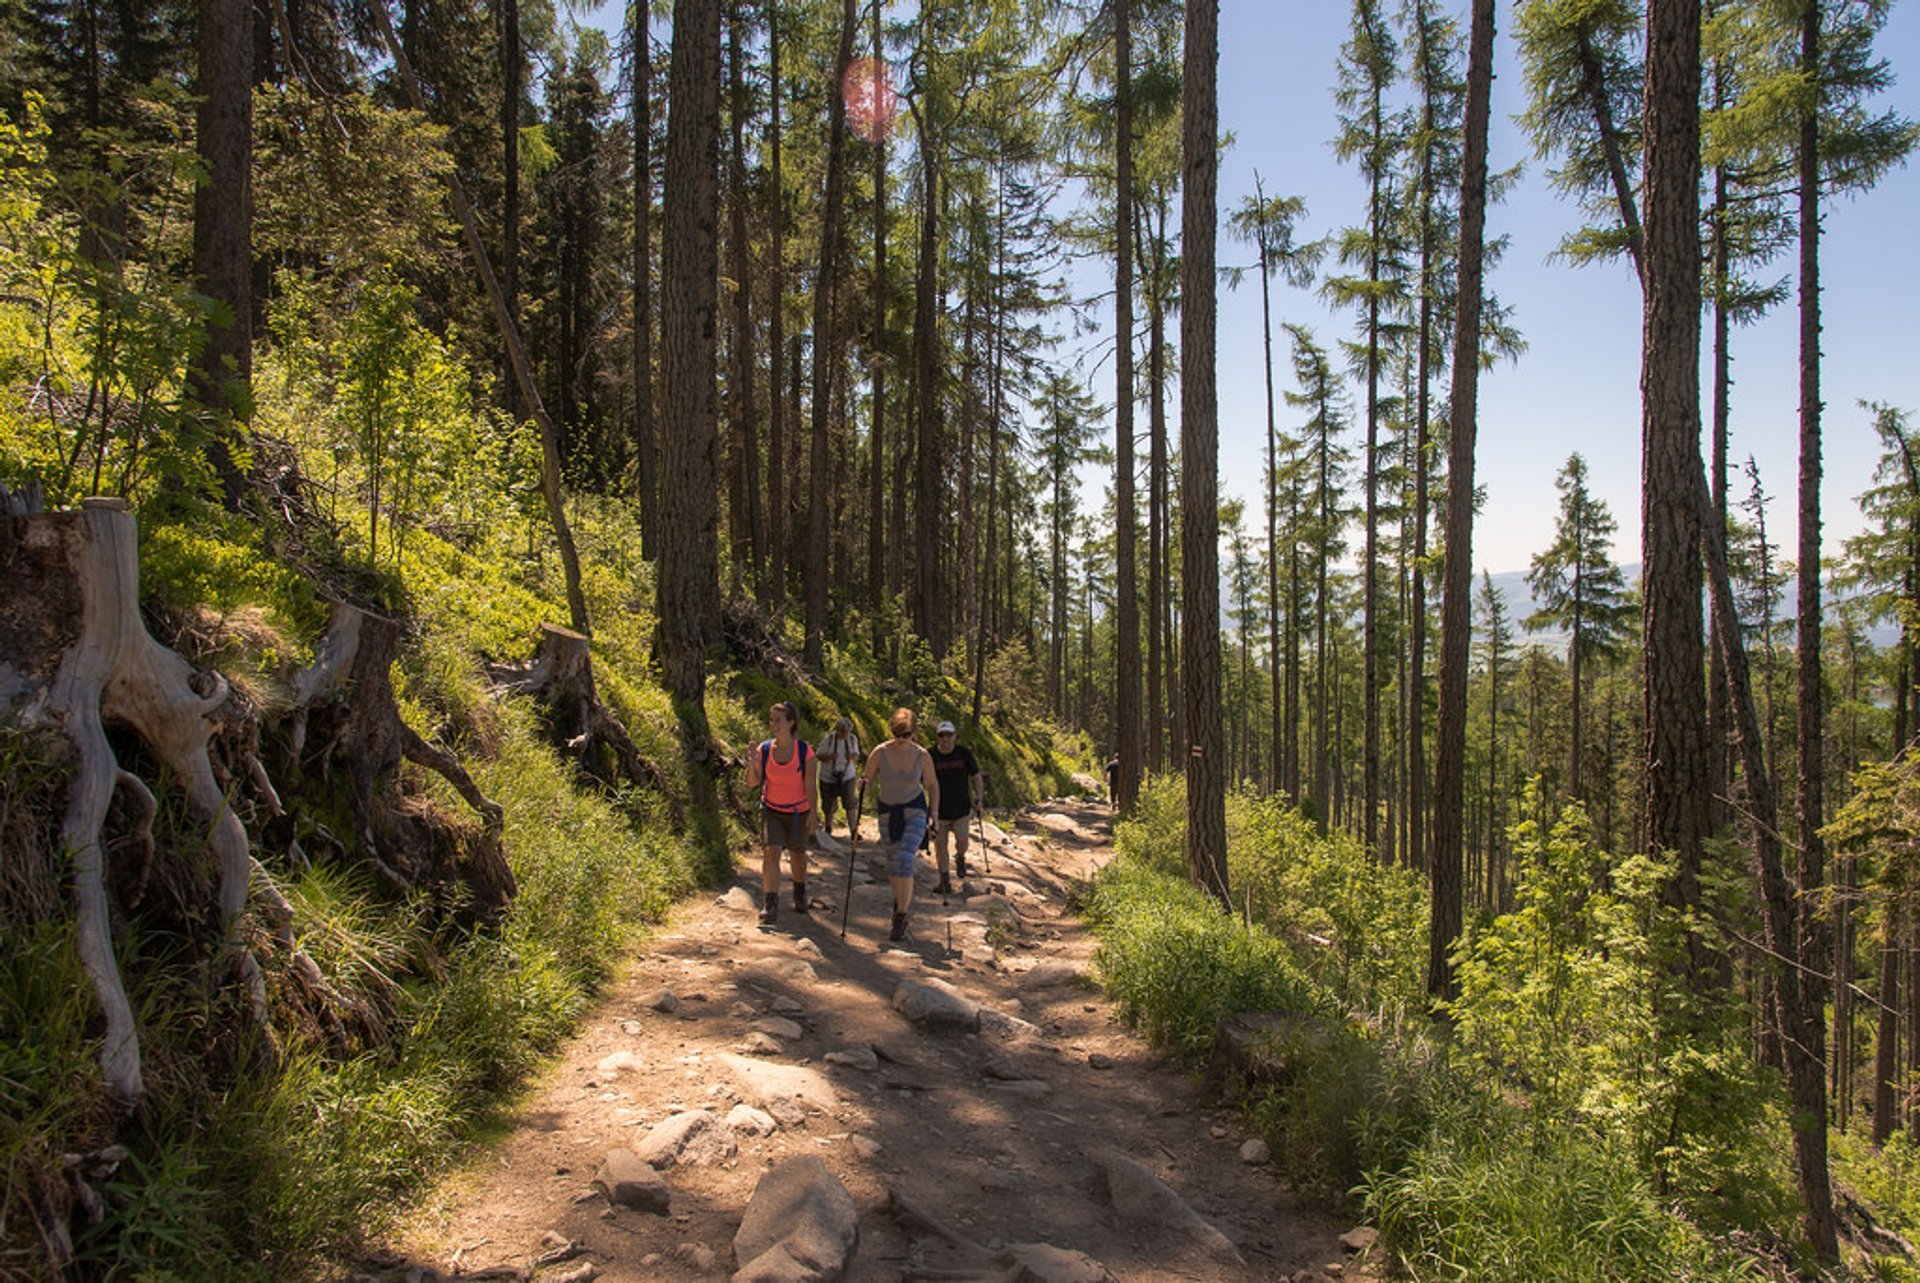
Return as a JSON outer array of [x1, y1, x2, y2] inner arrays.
[[719, 887, 759, 912], [718, 1053, 839, 1128], [593, 1149, 670, 1214], [812, 831, 849, 856], [639, 988, 679, 1013], [1339, 1226, 1380, 1254], [984, 1079, 1052, 1099], [891, 978, 980, 1031], [771, 996, 804, 1015], [1005, 1242, 1112, 1283], [595, 1050, 644, 1077], [753, 1016, 804, 1041], [742, 957, 821, 988], [727, 1103, 778, 1136], [1094, 1152, 1241, 1263], [823, 1046, 879, 1072], [731, 1155, 859, 1283], [1020, 960, 1082, 990], [740, 1032, 785, 1055], [633, 1109, 737, 1169], [1239, 1138, 1271, 1165], [980, 1007, 1042, 1040]]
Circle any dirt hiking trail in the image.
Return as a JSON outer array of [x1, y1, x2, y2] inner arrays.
[[365, 801, 1378, 1283]]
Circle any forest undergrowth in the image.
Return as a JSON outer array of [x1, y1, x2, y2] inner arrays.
[[1088, 776, 1920, 1283]]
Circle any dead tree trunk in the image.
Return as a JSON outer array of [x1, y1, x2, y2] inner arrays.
[[289, 602, 514, 911], [486, 623, 673, 813]]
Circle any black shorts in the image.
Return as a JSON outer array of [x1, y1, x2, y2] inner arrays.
[[761, 807, 810, 853]]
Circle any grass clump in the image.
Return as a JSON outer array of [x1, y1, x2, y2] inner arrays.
[[1365, 1107, 1759, 1283], [1084, 859, 1317, 1061]]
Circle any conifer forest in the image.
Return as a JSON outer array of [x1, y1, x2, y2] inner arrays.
[[4, 0, 1920, 1278]]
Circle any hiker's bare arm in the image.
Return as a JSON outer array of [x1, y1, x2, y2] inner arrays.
[[804, 756, 819, 832], [923, 752, 941, 817], [745, 747, 762, 790]]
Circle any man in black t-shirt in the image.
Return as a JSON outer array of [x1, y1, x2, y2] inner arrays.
[[929, 720, 984, 894]]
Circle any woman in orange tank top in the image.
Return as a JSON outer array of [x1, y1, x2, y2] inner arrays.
[[745, 701, 818, 925]]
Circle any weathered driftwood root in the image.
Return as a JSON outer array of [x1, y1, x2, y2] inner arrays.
[[288, 602, 515, 911], [487, 624, 677, 815], [0, 499, 254, 1103]]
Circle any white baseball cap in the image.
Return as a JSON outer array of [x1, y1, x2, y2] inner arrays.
[[937, 721, 956, 734]]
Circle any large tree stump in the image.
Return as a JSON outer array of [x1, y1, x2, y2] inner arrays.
[[1201, 1011, 1331, 1105], [487, 624, 675, 816], [1, 499, 254, 1103], [288, 602, 514, 911]]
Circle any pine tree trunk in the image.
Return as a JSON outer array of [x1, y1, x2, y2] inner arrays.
[[1873, 907, 1901, 1144], [503, 0, 521, 397], [805, 0, 856, 671], [658, 0, 723, 707], [1795, 0, 1834, 1167], [631, 11, 658, 558], [910, 95, 942, 652], [189, 0, 253, 508], [1113, 0, 1141, 809], [1640, 0, 1710, 975], [1145, 200, 1167, 777], [727, 4, 764, 594], [1429, 0, 1494, 1004], [768, 6, 787, 602], [866, 0, 887, 627], [1180, 0, 1227, 907]]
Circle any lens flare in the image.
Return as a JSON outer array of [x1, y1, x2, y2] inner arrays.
[[843, 57, 900, 144]]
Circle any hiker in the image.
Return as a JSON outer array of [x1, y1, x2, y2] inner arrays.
[[929, 720, 985, 894], [858, 706, 940, 942], [816, 716, 862, 837], [1105, 753, 1120, 805], [744, 701, 818, 925]]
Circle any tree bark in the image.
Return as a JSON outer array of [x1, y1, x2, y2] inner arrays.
[[806, 0, 857, 670], [1429, 0, 1494, 1004], [727, 3, 765, 593], [1113, 0, 1141, 808], [189, 0, 254, 509], [1180, 0, 1227, 907], [1639, 0, 1709, 975], [658, 0, 724, 708], [632, 9, 658, 558]]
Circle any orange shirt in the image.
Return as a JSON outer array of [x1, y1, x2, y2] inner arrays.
[[760, 739, 812, 813]]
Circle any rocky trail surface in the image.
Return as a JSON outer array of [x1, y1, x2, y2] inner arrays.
[[361, 801, 1378, 1283]]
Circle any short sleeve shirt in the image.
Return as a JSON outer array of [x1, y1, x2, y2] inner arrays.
[[929, 744, 980, 820]]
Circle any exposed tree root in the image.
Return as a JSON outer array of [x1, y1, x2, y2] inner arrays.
[[288, 602, 515, 913], [721, 597, 808, 685], [487, 624, 678, 820], [1, 500, 253, 1102]]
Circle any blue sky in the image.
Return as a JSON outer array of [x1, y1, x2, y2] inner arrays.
[[1205, 3, 1920, 577]]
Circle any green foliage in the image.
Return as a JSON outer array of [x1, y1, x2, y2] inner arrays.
[[1114, 775, 1428, 1016], [1085, 859, 1320, 1061], [1366, 1104, 1758, 1283], [1451, 785, 1773, 1208]]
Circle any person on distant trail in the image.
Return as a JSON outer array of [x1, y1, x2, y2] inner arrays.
[[929, 720, 985, 894], [815, 716, 862, 837], [744, 701, 818, 926], [858, 706, 940, 942], [1105, 752, 1120, 806]]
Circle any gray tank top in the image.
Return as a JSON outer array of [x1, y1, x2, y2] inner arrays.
[[875, 741, 926, 806]]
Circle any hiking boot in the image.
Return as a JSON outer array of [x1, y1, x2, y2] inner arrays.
[[935, 874, 953, 895], [793, 883, 810, 913], [956, 855, 970, 879], [760, 893, 778, 926], [889, 911, 908, 942]]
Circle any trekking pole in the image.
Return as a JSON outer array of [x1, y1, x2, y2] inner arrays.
[[976, 805, 988, 878], [840, 790, 861, 940]]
